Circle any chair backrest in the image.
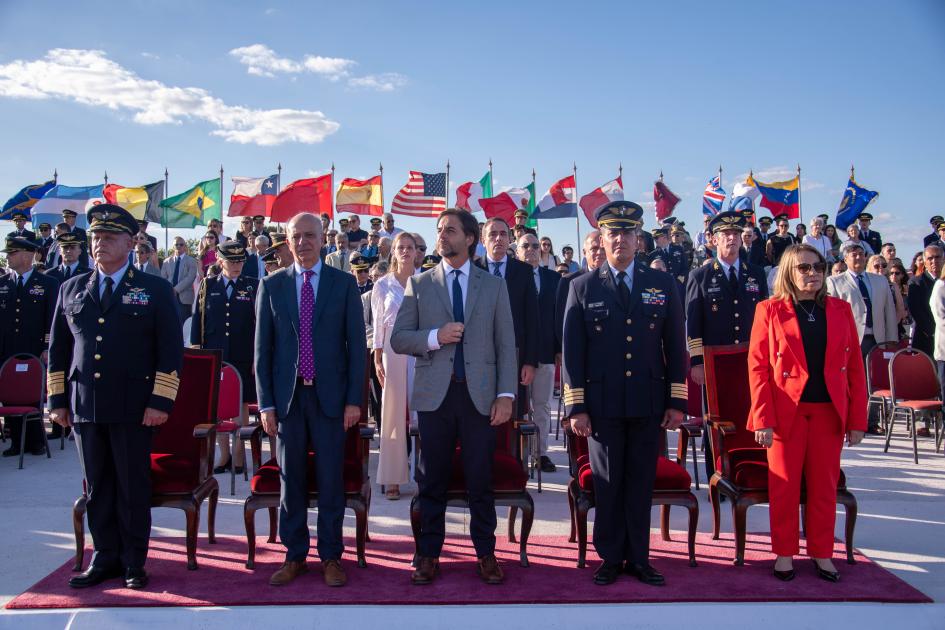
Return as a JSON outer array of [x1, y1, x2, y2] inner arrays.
[[152, 348, 222, 460], [889, 348, 940, 402], [686, 369, 704, 420], [217, 363, 243, 422], [866, 339, 909, 394], [0, 354, 44, 406], [704, 344, 755, 459]]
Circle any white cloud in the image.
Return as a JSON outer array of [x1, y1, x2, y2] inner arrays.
[[733, 165, 823, 192], [306, 168, 331, 177], [0, 48, 340, 146], [347, 72, 408, 92], [140, 52, 160, 60], [229, 44, 356, 80], [264, 7, 277, 15]]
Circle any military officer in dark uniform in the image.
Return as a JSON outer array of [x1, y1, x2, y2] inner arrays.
[[0, 237, 60, 456], [61, 208, 89, 261], [191, 240, 258, 474], [562, 201, 687, 587], [923, 215, 945, 247], [47, 204, 183, 590], [37, 222, 54, 256], [856, 212, 883, 255], [686, 211, 769, 476], [349, 254, 373, 295], [648, 227, 687, 285], [7, 211, 37, 242], [44, 232, 91, 284]]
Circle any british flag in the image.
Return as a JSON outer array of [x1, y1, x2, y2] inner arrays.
[[702, 175, 726, 216], [390, 171, 447, 217]]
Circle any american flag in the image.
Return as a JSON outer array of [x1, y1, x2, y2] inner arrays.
[[702, 175, 726, 216], [390, 171, 447, 217]]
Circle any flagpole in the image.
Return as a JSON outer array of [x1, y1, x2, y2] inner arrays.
[[796, 163, 803, 226], [53, 169, 58, 185], [104, 170, 108, 186], [445, 160, 451, 208], [219, 164, 224, 230], [276, 162, 282, 229], [718, 164, 723, 193], [532, 167, 537, 238], [379, 162, 384, 215], [573, 162, 580, 253], [163, 167, 169, 253], [331, 163, 336, 230]]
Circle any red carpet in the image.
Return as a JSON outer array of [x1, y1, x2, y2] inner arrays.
[[6, 533, 931, 609]]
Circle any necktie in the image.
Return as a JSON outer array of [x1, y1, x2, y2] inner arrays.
[[226, 280, 234, 300], [101, 277, 114, 311], [492, 261, 503, 277], [534, 269, 540, 293], [16, 274, 24, 298], [298, 270, 316, 381], [63, 266, 71, 281], [728, 266, 738, 294], [452, 269, 465, 380], [856, 274, 874, 328], [172, 257, 181, 286], [616, 271, 631, 311]]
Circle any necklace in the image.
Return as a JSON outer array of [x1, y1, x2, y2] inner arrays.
[[796, 301, 816, 322]]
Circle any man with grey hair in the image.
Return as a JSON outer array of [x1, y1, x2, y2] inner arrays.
[[325, 232, 351, 272], [380, 212, 403, 239], [907, 243, 944, 358], [803, 216, 833, 262], [378, 236, 392, 264]]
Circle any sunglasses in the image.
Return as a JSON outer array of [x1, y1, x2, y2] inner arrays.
[[872, 263, 888, 269], [417, 246, 427, 252], [521, 243, 541, 250], [795, 262, 827, 274]]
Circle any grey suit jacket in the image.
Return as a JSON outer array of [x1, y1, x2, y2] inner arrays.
[[160, 254, 199, 304], [826, 271, 898, 344], [324, 250, 351, 272], [390, 262, 517, 416], [137, 262, 161, 276]]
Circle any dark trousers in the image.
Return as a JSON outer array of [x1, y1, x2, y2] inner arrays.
[[860, 334, 877, 361], [588, 415, 660, 565], [177, 299, 191, 323], [277, 384, 345, 562], [74, 422, 153, 569], [416, 380, 496, 558]]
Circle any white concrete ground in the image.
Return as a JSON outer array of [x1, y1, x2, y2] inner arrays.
[[0, 413, 942, 628]]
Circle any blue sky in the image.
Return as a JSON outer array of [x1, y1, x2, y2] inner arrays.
[[1, 0, 943, 255]]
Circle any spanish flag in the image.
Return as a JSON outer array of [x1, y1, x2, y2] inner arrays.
[[336, 175, 383, 216], [159, 178, 222, 229]]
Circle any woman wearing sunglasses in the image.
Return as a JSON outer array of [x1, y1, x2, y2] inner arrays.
[[747, 244, 867, 583]]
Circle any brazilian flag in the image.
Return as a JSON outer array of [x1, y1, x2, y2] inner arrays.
[[159, 178, 222, 229]]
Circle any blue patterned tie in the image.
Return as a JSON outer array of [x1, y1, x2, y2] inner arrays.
[[856, 274, 873, 328], [452, 269, 465, 380], [492, 261, 503, 277]]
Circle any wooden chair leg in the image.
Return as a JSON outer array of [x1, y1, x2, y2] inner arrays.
[[660, 505, 671, 542], [709, 481, 721, 540], [185, 502, 200, 570], [267, 506, 277, 543], [686, 495, 699, 567], [518, 497, 534, 568], [567, 489, 577, 543], [842, 492, 858, 565], [208, 485, 219, 544], [72, 497, 87, 571], [576, 505, 589, 569], [244, 500, 257, 569], [732, 499, 748, 566], [508, 506, 518, 543], [354, 499, 368, 568]]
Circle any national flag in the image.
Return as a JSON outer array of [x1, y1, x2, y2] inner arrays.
[[479, 185, 532, 225], [835, 177, 878, 230], [159, 178, 222, 229], [30, 184, 105, 230], [653, 180, 680, 222], [2, 180, 56, 222], [732, 176, 760, 202], [702, 175, 726, 216], [754, 175, 800, 220], [455, 171, 493, 213], [391, 171, 447, 217], [336, 175, 383, 216], [103, 181, 165, 222], [271, 175, 333, 222], [533, 175, 577, 220], [228, 174, 279, 217], [522, 181, 537, 228], [579, 176, 623, 228]]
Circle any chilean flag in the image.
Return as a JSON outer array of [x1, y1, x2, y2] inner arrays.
[[228, 174, 279, 217], [533, 175, 577, 219], [579, 176, 623, 228]]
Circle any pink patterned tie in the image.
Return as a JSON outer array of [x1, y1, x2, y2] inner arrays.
[[298, 270, 316, 380]]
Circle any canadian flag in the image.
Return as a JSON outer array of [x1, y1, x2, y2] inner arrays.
[[579, 176, 623, 228]]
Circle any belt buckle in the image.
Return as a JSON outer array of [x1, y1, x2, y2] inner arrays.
[[303, 378, 313, 386]]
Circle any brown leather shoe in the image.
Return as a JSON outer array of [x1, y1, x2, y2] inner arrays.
[[269, 560, 308, 586], [411, 556, 440, 585], [477, 554, 504, 585], [323, 559, 347, 587]]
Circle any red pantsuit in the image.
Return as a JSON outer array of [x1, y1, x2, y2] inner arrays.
[[748, 297, 867, 558]]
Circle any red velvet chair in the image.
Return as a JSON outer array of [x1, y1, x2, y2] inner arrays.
[[675, 370, 704, 489], [216, 363, 248, 495], [73, 348, 222, 571], [410, 419, 536, 567], [704, 343, 857, 565], [564, 424, 699, 568], [866, 340, 909, 432], [884, 348, 943, 463], [0, 354, 49, 470], [241, 372, 374, 570]]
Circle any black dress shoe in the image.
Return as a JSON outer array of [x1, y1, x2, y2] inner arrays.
[[124, 567, 149, 589], [233, 465, 245, 475], [624, 562, 666, 586], [539, 456, 556, 473], [593, 562, 622, 585], [773, 568, 796, 581], [29, 446, 47, 456], [812, 560, 840, 583], [2, 447, 20, 458], [69, 565, 123, 589], [213, 460, 232, 474]]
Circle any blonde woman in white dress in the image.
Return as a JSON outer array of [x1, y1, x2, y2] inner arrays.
[[372, 232, 418, 499]]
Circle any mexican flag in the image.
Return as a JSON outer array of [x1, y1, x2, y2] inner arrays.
[[455, 171, 492, 213], [159, 178, 222, 229]]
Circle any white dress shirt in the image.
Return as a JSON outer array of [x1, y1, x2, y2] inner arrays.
[[98, 262, 129, 299], [293, 260, 322, 308], [485, 254, 509, 278]]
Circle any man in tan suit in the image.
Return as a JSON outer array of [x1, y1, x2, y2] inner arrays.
[[826, 241, 898, 359], [160, 237, 199, 321], [391, 208, 517, 587], [324, 233, 351, 272]]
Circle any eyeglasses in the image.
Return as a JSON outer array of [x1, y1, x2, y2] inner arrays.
[[417, 246, 427, 252], [541, 242, 551, 247], [889, 270, 903, 276], [872, 263, 888, 270], [521, 243, 541, 250], [795, 262, 827, 274]]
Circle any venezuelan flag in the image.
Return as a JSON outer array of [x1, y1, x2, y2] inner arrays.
[[752, 174, 800, 220], [336, 175, 383, 216]]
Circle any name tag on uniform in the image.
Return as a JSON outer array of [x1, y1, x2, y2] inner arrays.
[[641, 288, 666, 306], [707, 286, 721, 294], [588, 301, 605, 309], [29, 286, 45, 296], [123, 287, 151, 306]]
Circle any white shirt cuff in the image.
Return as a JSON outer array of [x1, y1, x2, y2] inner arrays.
[[497, 393, 515, 399], [258, 406, 275, 414], [426, 329, 441, 351]]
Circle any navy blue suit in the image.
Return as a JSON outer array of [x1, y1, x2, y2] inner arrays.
[[254, 263, 366, 562], [535, 266, 560, 365]]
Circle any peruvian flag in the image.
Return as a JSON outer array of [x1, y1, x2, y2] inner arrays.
[[455, 171, 492, 213], [533, 175, 577, 219], [653, 179, 680, 223], [479, 187, 532, 224], [228, 175, 279, 217], [270, 174, 333, 222], [579, 176, 623, 228]]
